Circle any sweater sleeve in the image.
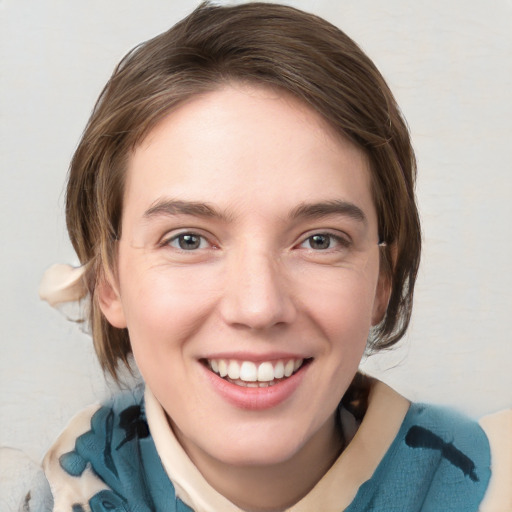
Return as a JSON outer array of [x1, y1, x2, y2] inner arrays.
[[479, 409, 512, 511], [42, 403, 111, 511]]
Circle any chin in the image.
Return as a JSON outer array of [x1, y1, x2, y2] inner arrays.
[[217, 440, 304, 468], [209, 420, 315, 467]]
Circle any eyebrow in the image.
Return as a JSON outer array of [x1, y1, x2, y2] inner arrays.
[[143, 199, 232, 222], [143, 198, 367, 225], [289, 200, 367, 225]]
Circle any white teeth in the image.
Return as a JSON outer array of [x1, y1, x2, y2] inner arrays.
[[239, 361, 258, 382], [208, 357, 306, 384], [218, 359, 228, 377], [274, 361, 285, 379], [257, 362, 274, 382], [228, 360, 240, 380], [284, 360, 295, 377]]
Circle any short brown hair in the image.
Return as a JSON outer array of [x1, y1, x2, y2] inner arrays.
[[66, 1, 421, 379]]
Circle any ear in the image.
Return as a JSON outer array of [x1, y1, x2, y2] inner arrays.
[[371, 243, 397, 326], [96, 271, 127, 329], [371, 271, 391, 326]]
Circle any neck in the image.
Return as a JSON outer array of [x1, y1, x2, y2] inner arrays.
[[172, 414, 344, 512]]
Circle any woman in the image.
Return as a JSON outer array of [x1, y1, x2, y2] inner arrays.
[[36, 3, 508, 510]]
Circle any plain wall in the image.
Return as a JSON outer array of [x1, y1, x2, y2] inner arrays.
[[1, 0, 511, 464]]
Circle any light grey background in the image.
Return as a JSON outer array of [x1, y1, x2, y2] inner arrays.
[[1, 0, 511, 466]]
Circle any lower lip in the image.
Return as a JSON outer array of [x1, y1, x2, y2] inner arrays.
[[202, 363, 309, 410]]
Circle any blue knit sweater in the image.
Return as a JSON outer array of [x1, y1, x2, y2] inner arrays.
[[47, 388, 491, 512]]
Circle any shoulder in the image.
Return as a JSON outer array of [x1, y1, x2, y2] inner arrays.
[[347, 401, 492, 512], [479, 408, 512, 511], [43, 402, 105, 510], [403, 402, 491, 480], [403, 403, 491, 487], [43, 387, 189, 512]]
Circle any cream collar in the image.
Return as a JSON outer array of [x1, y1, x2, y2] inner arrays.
[[144, 380, 410, 512]]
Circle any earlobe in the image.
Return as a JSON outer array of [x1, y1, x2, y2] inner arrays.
[[97, 272, 127, 329]]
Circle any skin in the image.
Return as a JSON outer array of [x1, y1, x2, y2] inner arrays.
[[99, 84, 389, 511]]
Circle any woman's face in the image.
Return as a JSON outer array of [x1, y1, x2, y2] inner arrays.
[[100, 84, 388, 469]]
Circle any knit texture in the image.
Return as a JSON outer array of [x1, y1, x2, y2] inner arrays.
[[345, 403, 491, 511], [52, 388, 491, 511]]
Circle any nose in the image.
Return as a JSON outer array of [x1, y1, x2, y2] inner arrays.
[[219, 247, 297, 330]]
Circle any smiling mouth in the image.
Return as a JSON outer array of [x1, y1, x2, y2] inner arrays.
[[203, 358, 312, 388]]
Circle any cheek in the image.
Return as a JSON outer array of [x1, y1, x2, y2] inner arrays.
[[118, 264, 219, 356], [302, 266, 379, 340], [310, 272, 377, 393]]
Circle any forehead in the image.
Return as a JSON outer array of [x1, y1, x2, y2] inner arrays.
[[123, 84, 376, 226]]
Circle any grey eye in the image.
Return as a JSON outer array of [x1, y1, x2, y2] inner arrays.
[[169, 233, 207, 250], [309, 234, 331, 250], [303, 234, 332, 250], [299, 233, 351, 251]]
